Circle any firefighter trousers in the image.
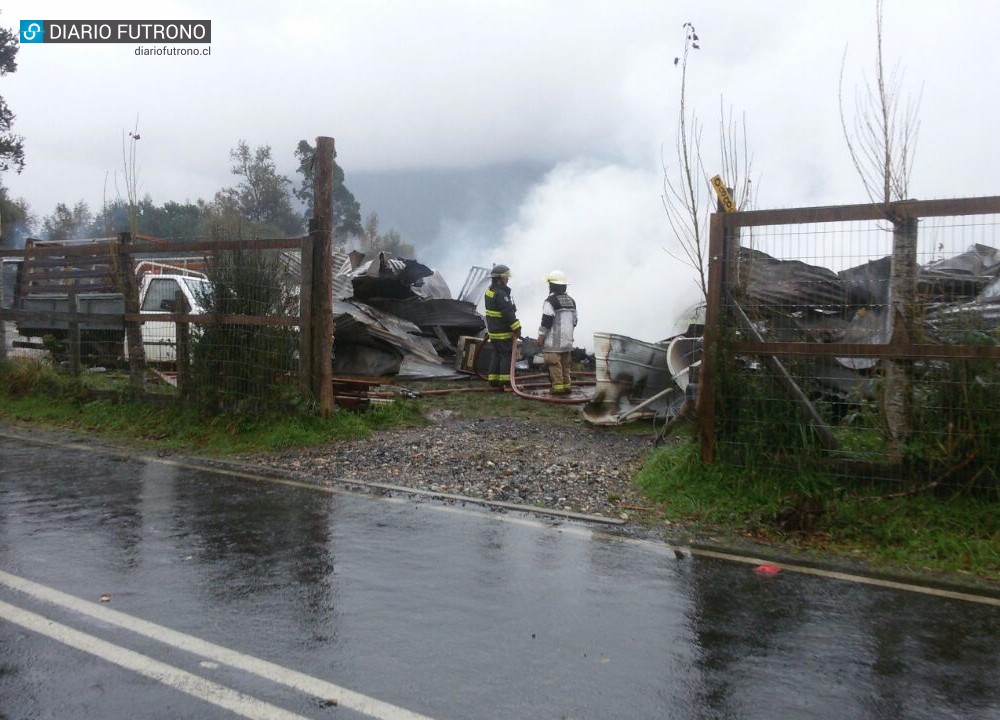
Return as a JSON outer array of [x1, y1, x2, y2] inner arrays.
[[488, 339, 513, 386], [543, 351, 572, 394]]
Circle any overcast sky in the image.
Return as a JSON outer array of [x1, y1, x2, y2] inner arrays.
[[3, 1, 999, 346]]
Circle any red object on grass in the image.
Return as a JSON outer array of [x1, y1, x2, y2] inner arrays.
[[754, 564, 781, 575]]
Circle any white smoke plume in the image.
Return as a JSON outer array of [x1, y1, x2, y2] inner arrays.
[[472, 160, 702, 352]]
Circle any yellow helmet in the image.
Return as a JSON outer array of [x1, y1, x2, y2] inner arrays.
[[544, 269, 568, 284]]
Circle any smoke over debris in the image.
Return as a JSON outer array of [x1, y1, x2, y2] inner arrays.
[[438, 160, 702, 352]]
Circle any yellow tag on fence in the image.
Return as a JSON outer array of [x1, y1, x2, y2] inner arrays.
[[710, 175, 737, 213]]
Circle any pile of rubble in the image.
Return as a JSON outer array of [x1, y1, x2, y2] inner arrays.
[[326, 251, 489, 378], [583, 243, 1000, 426]]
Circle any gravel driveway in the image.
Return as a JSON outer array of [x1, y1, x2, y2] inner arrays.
[[248, 410, 656, 522]]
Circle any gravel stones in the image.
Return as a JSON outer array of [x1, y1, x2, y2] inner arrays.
[[248, 414, 653, 519]]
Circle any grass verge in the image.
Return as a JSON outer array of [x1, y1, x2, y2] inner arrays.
[[636, 438, 1000, 583], [0, 359, 425, 454]]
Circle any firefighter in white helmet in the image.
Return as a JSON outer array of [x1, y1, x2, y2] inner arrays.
[[536, 270, 577, 394]]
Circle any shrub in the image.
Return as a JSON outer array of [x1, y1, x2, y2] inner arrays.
[[190, 248, 300, 413]]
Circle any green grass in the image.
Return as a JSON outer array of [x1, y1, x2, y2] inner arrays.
[[0, 358, 426, 455], [636, 438, 1000, 582], [0, 360, 590, 455], [822, 493, 999, 575]]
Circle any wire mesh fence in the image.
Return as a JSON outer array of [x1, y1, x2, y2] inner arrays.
[[701, 197, 1000, 497], [0, 234, 309, 413], [0, 140, 354, 415], [179, 245, 302, 412]]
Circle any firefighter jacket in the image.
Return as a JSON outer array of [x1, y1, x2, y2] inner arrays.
[[538, 291, 577, 352], [484, 283, 521, 340]]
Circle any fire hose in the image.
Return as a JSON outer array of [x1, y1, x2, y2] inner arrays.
[[331, 339, 595, 404], [506, 336, 592, 405]]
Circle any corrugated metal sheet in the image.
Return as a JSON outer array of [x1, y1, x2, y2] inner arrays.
[[583, 332, 684, 425], [456, 266, 491, 304], [332, 299, 462, 379], [361, 297, 484, 330], [737, 247, 847, 311]]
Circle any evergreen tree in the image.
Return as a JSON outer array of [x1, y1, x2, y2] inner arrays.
[[91, 196, 205, 238], [154, 200, 206, 238], [0, 184, 32, 248], [191, 248, 298, 412], [361, 211, 415, 258], [41, 201, 93, 242], [216, 141, 302, 235], [294, 139, 362, 244], [0, 17, 25, 174]]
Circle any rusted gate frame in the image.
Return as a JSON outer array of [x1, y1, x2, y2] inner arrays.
[[699, 195, 1000, 463]]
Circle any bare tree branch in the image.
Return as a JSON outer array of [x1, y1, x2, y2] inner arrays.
[[838, 0, 921, 206], [662, 24, 757, 300]]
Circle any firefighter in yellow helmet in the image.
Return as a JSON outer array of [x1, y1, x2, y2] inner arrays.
[[536, 270, 577, 394], [484, 264, 521, 386]]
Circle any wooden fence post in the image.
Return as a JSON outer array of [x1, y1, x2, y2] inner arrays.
[[0, 260, 6, 362], [175, 289, 190, 399], [299, 230, 314, 397], [67, 290, 80, 376], [311, 137, 336, 416], [884, 215, 919, 461], [118, 232, 146, 390], [698, 187, 740, 463]]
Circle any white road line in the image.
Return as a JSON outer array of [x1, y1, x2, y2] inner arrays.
[[688, 548, 1000, 607], [0, 599, 311, 720], [0, 570, 438, 720]]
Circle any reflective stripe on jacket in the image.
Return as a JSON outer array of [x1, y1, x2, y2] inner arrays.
[[484, 283, 521, 340]]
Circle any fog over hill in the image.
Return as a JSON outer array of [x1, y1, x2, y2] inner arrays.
[[348, 161, 549, 272]]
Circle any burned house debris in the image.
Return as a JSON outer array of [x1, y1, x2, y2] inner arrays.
[[328, 251, 487, 378], [327, 253, 603, 398], [583, 243, 1000, 427]]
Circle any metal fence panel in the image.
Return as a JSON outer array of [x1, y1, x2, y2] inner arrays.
[[702, 197, 1000, 494]]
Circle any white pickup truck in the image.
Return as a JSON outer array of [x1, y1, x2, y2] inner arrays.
[[134, 266, 211, 363]]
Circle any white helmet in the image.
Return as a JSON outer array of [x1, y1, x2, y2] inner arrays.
[[544, 269, 569, 284]]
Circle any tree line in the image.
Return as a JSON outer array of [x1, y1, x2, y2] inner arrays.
[[2, 137, 414, 258]]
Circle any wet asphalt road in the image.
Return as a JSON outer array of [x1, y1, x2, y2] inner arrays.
[[1, 434, 999, 720]]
